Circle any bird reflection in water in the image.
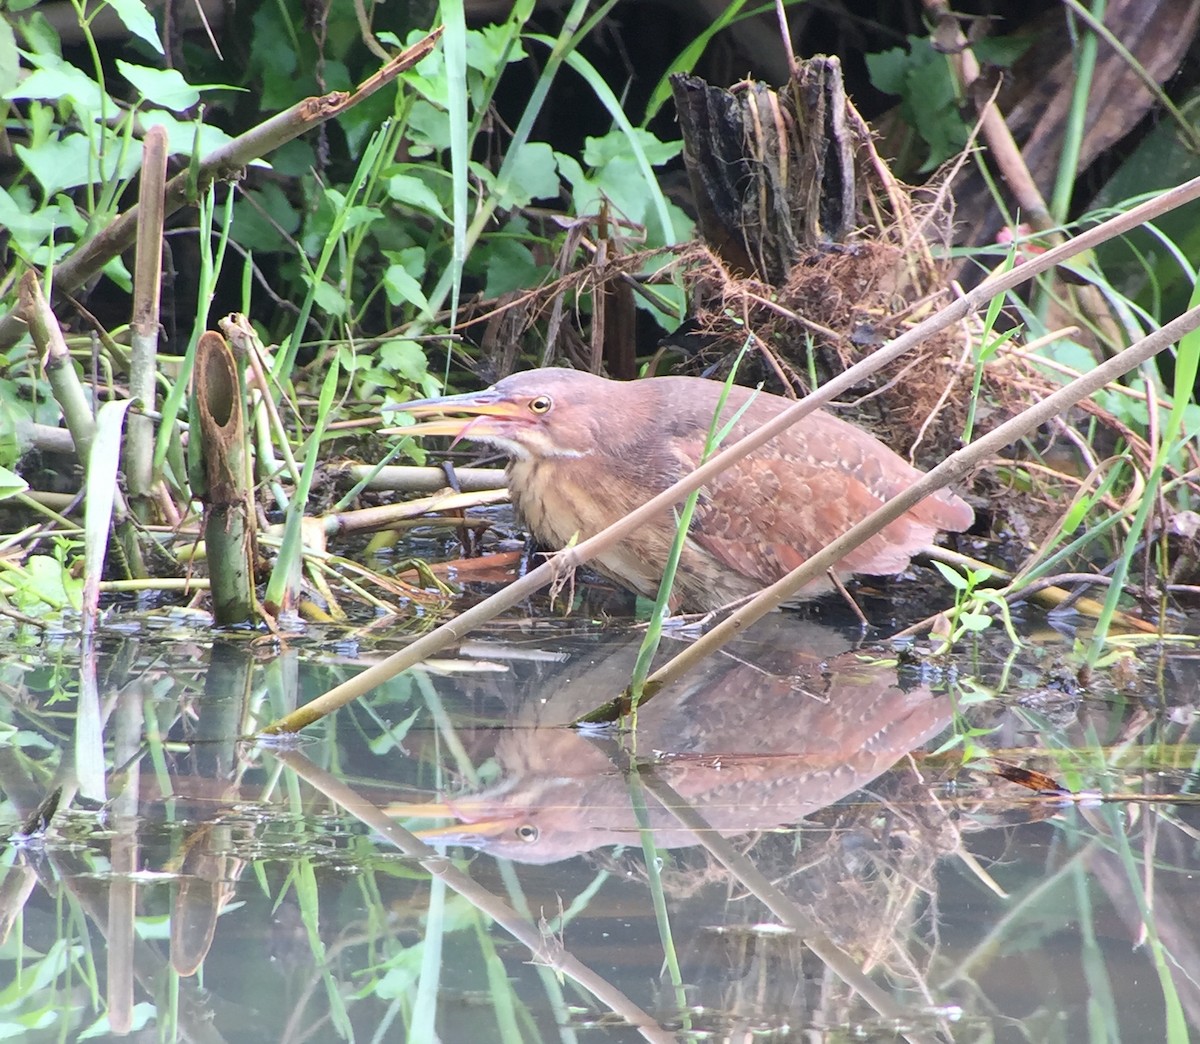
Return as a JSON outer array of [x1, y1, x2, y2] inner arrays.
[[391, 617, 953, 866]]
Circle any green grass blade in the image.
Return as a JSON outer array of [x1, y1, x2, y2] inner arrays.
[[1086, 276, 1200, 663], [441, 0, 469, 379]]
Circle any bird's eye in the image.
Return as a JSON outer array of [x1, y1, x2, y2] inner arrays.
[[515, 823, 539, 843], [529, 395, 552, 414]]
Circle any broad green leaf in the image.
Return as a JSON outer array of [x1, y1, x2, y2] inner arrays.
[[959, 611, 993, 632], [466, 22, 526, 77], [407, 101, 451, 153], [378, 339, 429, 384], [388, 173, 449, 222], [484, 234, 540, 297], [16, 133, 140, 197], [931, 559, 968, 591], [555, 152, 601, 214], [583, 127, 682, 168], [865, 36, 967, 171], [383, 264, 430, 311], [106, 0, 164, 54], [228, 182, 299, 252], [22, 554, 82, 611], [312, 281, 346, 317], [0, 185, 62, 252], [0, 464, 28, 500], [5, 63, 107, 111], [339, 204, 381, 233], [249, 3, 302, 109], [495, 141, 559, 209], [116, 59, 222, 111]]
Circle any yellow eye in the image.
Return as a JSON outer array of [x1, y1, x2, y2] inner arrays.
[[516, 823, 539, 843], [529, 395, 552, 414]]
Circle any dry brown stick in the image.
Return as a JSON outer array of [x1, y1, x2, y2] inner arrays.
[[19, 274, 98, 459], [345, 463, 507, 493], [0, 31, 442, 350], [263, 175, 1200, 734], [319, 488, 509, 536], [127, 124, 168, 520], [950, 34, 1051, 229]]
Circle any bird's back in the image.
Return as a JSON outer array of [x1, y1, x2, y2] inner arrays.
[[611, 376, 973, 606]]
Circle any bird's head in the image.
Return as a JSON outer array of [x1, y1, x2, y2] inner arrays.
[[388, 789, 592, 865], [384, 368, 624, 461]]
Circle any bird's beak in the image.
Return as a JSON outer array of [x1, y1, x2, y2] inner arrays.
[[387, 799, 522, 841], [414, 818, 519, 841], [380, 388, 522, 440]]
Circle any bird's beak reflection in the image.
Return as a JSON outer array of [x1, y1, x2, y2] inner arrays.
[[391, 799, 531, 843]]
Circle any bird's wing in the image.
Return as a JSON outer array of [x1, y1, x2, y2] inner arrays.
[[677, 437, 942, 586]]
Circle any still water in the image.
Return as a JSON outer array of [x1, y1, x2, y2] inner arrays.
[[1, 593, 1197, 1042]]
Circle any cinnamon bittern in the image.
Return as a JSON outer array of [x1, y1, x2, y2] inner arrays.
[[388, 368, 972, 611]]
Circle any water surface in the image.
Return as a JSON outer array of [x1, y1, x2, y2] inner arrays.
[[1, 597, 1197, 1042]]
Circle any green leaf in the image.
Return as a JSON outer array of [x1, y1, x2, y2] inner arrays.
[[484, 234, 540, 297], [339, 204, 381, 233], [388, 173, 450, 222], [228, 182, 300, 253], [466, 22, 526, 78], [15, 134, 138, 197], [973, 34, 1032, 68], [106, 0, 164, 55], [21, 554, 82, 611], [406, 98, 451, 151], [1061, 496, 1091, 533], [0, 464, 28, 500], [383, 247, 431, 311], [117, 60, 215, 111], [378, 339, 429, 384], [494, 141, 559, 209], [555, 152, 601, 214], [311, 281, 346, 317], [864, 46, 907, 95], [249, 3, 302, 109], [959, 611, 992, 632], [383, 265, 430, 311], [865, 36, 968, 171], [583, 127, 682, 168], [563, 124, 691, 244], [102, 254, 133, 294], [368, 709, 420, 754], [5, 63, 107, 112], [931, 559, 968, 590], [0, 185, 63, 253]]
